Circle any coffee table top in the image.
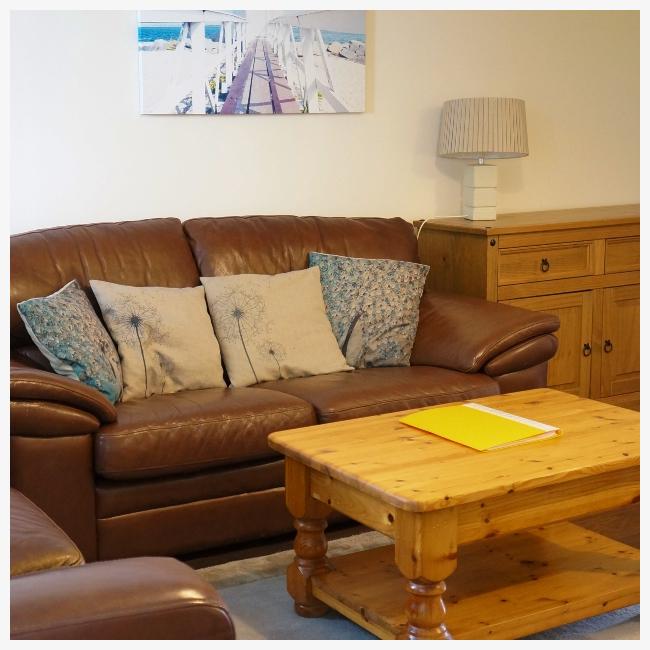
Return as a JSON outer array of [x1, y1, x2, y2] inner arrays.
[[268, 389, 639, 512]]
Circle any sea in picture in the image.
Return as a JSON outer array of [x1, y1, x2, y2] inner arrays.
[[139, 23, 223, 42], [138, 10, 366, 115], [138, 24, 365, 45]]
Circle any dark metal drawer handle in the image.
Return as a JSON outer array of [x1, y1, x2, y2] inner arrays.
[[604, 339, 614, 353], [540, 258, 550, 273], [583, 343, 592, 357]]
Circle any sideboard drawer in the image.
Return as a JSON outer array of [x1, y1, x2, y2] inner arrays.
[[417, 204, 639, 409], [498, 241, 595, 285], [605, 237, 640, 273]]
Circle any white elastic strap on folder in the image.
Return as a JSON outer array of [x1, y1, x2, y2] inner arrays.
[[463, 402, 556, 432]]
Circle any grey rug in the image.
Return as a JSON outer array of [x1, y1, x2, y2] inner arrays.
[[198, 532, 640, 640]]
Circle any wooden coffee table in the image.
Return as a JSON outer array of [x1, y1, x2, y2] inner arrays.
[[268, 388, 640, 640]]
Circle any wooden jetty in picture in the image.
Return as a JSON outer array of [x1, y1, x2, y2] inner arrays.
[[221, 37, 300, 114], [138, 10, 364, 115]]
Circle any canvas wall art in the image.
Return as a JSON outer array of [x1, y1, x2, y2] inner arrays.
[[138, 9, 366, 114]]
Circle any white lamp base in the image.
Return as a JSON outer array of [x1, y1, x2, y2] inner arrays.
[[463, 165, 497, 220]]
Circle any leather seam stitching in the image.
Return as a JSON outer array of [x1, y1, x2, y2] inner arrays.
[[319, 384, 496, 417], [97, 454, 282, 478], [96, 486, 285, 517], [99, 406, 314, 438]]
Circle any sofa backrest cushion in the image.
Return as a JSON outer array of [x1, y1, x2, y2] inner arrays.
[[10, 218, 200, 348], [184, 215, 419, 277]]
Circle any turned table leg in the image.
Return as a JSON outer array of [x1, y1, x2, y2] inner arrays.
[[395, 508, 458, 640], [402, 579, 452, 640], [288, 516, 331, 616], [285, 458, 332, 617]]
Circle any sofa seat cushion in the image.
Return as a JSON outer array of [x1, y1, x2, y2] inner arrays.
[[95, 388, 316, 480], [11, 489, 84, 577], [258, 366, 500, 423]]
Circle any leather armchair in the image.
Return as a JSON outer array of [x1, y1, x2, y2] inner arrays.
[[10, 489, 235, 640]]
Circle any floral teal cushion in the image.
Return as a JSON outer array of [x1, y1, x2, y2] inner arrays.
[[309, 252, 429, 368], [16, 280, 123, 403]]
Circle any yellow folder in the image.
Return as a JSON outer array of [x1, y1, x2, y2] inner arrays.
[[400, 402, 560, 451]]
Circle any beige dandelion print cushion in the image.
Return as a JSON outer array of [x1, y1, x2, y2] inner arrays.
[[90, 280, 225, 401], [201, 267, 352, 387]]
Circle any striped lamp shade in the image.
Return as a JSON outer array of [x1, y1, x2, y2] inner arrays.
[[438, 97, 529, 159]]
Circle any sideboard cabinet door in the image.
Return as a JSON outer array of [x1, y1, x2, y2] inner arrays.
[[599, 284, 640, 401], [416, 205, 640, 409], [502, 292, 593, 397]]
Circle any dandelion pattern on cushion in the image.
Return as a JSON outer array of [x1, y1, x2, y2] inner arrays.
[[100, 298, 166, 398], [16, 280, 123, 403], [309, 252, 429, 368], [209, 290, 266, 383], [256, 339, 287, 377], [155, 350, 180, 394], [90, 281, 226, 401]]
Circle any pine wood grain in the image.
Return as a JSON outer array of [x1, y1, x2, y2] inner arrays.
[[418, 230, 489, 297], [278, 390, 639, 639], [285, 457, 332, 617], [498, 241, 595, 285], [416, 204, 639, 236], [600, 285, 640, 398], [502, 293, 593, 396], [605, 237, 640, 274], [573, 502, 639, 549], [597, 392, 640, 411], [498, 224, 639, 248], [590, 287, 605, 398], [269, 389, 639, 513], [310, 471, 395, 536], [416, 206, 639, 407], [496, 270, 639, 300], [311, 522, 639, 640]]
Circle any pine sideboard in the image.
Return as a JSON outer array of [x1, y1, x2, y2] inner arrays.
[[417, 205, 640, 410]]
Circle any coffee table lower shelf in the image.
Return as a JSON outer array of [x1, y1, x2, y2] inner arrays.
[[310, 522, 639, 640]]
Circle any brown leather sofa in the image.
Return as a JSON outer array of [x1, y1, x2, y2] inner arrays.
[[10, 488, 235, 639], [10, 215, 560, 562]]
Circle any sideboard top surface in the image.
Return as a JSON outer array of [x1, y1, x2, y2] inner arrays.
[[418, 204, 640, 236]]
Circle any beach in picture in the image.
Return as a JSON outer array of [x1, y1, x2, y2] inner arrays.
[[138, 9, 366, 115]]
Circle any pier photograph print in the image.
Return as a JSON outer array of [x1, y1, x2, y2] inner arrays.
[[138, 9, 366, 115]]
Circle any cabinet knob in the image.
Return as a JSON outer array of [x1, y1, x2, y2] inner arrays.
[[604, 339, 614, 353], [540, 258, 550, 273], [582, 343, 592, 357]]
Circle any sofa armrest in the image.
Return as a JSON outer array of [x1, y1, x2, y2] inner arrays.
[[11, 488, 85, 577], [10, 363, 117, 426], [10, 557, 235, 640], [482, 334, 558, 377], [11, 401, 101, 437], [411, 292, 560, 373]]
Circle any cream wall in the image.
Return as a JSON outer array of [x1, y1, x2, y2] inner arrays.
[[10, 10, 639, 233]]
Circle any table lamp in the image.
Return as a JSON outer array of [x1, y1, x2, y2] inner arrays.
[[438, 97, 529, 220]]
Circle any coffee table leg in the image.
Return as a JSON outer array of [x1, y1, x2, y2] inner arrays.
[[285, 458, 332, 617], [402, 579, 452, 640], [395, 508, 458, 640]]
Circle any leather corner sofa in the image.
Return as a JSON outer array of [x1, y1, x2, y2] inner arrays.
[[10, 215, 560, 562], [10, 488, 235, 639]]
